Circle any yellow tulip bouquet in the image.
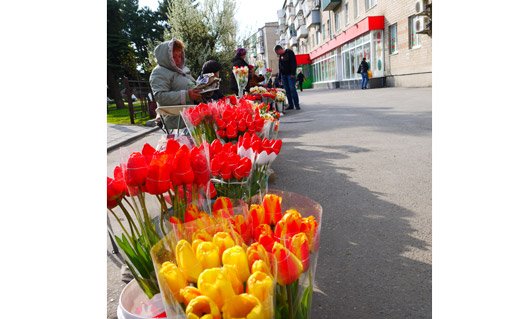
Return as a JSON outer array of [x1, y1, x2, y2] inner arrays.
[[150, 190, 322, 319]]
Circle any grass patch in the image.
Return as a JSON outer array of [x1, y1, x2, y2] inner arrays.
[[107, 102, 151, 126]]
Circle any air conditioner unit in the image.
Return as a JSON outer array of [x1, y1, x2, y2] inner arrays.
[[415, 16, 430, 33], [415, 0, 425, 13]]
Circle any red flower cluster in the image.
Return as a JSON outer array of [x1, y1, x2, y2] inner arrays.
[[215, 100, 265, 142], [209, 139, 253, 181], [237, 132, 282, 157]]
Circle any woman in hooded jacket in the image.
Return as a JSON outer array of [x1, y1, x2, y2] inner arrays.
[[149, 38, 202, 106], [230, 48, 249, 94]]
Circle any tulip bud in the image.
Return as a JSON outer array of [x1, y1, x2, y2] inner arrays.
[[287, 232, 310, 271], [197, 267, 236, 309], [180, 286, 202, 307], [222, 245, 250, 283], [195, 241, 221, 269], [158, 261, 187, 303], [222, 294, 264, 319], [222, 264, 244, 294], [175, 239, 203, 282], [213, 232, 235, 257], [186, 295, 221, 319], [272, 242, 303, 285], [251, 259, 271, 276], [300, 216, 319, 251], [212, 196, 234, 218], [247, 271, 274, 317], [262, 194, 282, 225], [247, 242, 271, 270], [274, 209, 302, 244]]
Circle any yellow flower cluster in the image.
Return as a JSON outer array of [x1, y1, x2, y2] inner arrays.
[[158, 230, 274, 319]]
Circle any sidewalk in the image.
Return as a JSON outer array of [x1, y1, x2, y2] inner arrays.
[[107, 124, 159, 152]]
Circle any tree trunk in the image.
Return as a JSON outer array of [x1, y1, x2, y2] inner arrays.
[[107, 68, 125, 109]]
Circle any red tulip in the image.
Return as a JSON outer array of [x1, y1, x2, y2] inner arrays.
[[229, 95, 237, 105], [113, 166, 127, 195], [125, 152, 148, 187], [141, 143, 156, 165], [253, 223, 272, 243], [272, 242, 304, 285], [165, 138, 181, 157], [171, 146, 194, 185], [300, 216, 319, 251], [226, 121, 238, 139], [233, 157, 252, 180], [210, 139, 223, 157], [190, 147, 210, 186], [205, 181, 217, 199], [184, 204, 201, 223], [249, 204, 269, 231], [107, 177, 123, 209], [274, 209, 303, 243], [145, 151, 172, 195]]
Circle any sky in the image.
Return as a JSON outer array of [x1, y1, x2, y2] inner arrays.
[[138, 0, 285, 38]]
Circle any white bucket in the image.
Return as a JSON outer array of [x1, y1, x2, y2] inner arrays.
[[117, 279, 166, 319]]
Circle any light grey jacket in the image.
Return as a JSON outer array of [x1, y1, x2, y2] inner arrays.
[[149, 39, 196, 106]]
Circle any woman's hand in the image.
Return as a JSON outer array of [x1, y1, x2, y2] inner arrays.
[[188, 88, 202, 101]]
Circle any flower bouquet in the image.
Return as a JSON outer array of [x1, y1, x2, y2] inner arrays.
[[255, 60, 265, 75], [233, 66, 249, 98], [215, 98, 265, 144], [275, 91, 286, 114], [264, 68, 273, 85], [181, 103, 219, 146], [150, 197, 277, 319]]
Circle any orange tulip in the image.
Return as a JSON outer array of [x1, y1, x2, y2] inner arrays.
[[222, 293, 264, 319], [253, 223, 272, 243], [186, 295, 221, 319], [231, 214, 251, 243], [180, 286, 202, 306], [193, 228, 213, 242], [246, 242, 270, 270], [197, 267, 236, 309], [212, 196, 234, 218], [222, 245, 251, 283], [300, 216, 318, 251], [287, 232, 310, 271], [195, 241, 221, 269], [262, 194, 282, 225], [185, 204, 201, 223], [249, 204, 268, 229], [274, 209, 302, 244], [272, 242, 303, 285], [158, 261, 187, 303], [258, 232, 276, 253], [213, 231, 235, 256]]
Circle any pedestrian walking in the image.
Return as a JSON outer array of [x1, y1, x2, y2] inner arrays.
[[296, 69, 305, 92], [274, 45, 300, 110], [358, 57, 370, 89]]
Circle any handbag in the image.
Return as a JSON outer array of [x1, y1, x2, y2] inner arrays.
[[367, 70, 372, 79]]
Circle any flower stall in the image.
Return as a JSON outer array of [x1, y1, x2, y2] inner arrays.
[[108, 96, 323, 319]]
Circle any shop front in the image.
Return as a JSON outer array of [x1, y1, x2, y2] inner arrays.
[[309, 16, 385, 89]]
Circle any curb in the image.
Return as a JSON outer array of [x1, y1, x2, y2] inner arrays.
[[107, 126, 160, 153]]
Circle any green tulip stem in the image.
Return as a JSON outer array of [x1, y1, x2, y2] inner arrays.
[[118, 201, 140, 237], [109, 209, 133, 244], [124, 197, 147, 239], [286, 283, 294, 319], [156, 194, 168, 237]]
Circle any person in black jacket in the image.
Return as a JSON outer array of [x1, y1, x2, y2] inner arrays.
[[296, 70, 305, 92], [200, 59, 224, 102], [358, 57, 370, 89], [274, 45, 300, 110], [230, 48, 249, 94]]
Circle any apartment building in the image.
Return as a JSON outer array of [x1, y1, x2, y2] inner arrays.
[[243, 22, 280, 74], [277, 0, 432, 89]]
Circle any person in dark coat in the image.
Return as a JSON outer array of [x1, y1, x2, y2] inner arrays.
[[230, 48, 249, 94], [273, 73, 282, 88], [200, 60, 224, 102], [296, 70, 305, 92], [248, 65, 265, 88], [274, 45, 300, 110], [358, 57, 370, 89]]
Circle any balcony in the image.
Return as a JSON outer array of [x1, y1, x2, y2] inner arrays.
[[321, 0, 341, 11], [278, 17, 286, 27], [306, 9, 321, 27], [295, 0, 304, 16], [277, 9, 285, 18], [294, 17, 305, 30], [297, 25, 308, 38], [289, 36, 298, 47]]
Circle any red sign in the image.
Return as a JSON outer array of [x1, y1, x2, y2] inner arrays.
[[309, 16, 385, 60], [295, 54, 311, 65]]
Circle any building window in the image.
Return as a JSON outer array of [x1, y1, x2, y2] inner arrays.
[[353, 0, 358, 18], [408, 16, 421, 48], [345, 3, 349, 25], [328, 19, 332, 38], [335, 11, 340, 32], [322, 24, 326, 40], [389, 23, 398, 54], [365, 0, 377, 10]]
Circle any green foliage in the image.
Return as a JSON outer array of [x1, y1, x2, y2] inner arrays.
[[107, 102, 150, 125]]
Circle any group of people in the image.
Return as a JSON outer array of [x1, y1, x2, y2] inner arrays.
[[149, 38, 306, 112], [149, 37, 372, 117]]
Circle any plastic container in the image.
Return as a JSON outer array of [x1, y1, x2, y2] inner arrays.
[[117, 279, 166, 319]]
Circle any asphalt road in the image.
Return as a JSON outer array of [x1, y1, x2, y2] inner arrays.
[[106, 87, 432, 318]]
